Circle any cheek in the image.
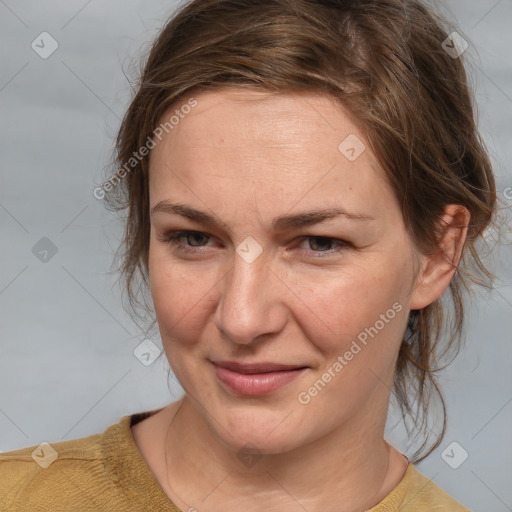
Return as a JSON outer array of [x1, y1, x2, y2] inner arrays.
[[148, 248, 217, 344], [285, 257, 410, 354], [293, 264, 411, 414]]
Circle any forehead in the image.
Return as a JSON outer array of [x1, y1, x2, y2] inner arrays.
[[165, 88, 361, 152], [148, 88, 395, 220]]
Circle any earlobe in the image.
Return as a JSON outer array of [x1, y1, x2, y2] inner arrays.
[[410, 204, 470, 310]]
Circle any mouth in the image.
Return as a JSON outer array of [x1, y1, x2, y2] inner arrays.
[[211, 360, 308, 396]]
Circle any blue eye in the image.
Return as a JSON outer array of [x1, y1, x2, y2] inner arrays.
[[302, 236, 341, 251], [159, 231, 350, 258], [160, 230, 213, 253], [295, 236, 350, 257]]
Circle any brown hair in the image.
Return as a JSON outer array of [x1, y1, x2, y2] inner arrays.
[[102, 0, 502, 462]]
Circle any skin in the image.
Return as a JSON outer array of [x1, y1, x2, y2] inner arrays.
[[131, 87, 470, 512]]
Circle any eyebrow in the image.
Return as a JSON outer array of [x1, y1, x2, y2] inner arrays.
[[150, 201, 374, 231]]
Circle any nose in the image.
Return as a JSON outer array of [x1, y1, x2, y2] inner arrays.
[[214, 251, 288, 345]]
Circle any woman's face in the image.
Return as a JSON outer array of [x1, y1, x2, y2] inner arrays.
[[148, 88, 425, 454]]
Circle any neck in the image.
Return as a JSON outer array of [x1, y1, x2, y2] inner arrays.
[[163, 393, 405, 512]]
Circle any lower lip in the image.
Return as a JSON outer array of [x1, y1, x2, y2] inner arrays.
[[213, 364, 306, 396]]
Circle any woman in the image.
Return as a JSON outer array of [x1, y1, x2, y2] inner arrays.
[[0, 0, 500, 510]]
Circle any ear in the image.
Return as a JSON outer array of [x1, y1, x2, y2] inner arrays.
[[410, 204, 470, 310]]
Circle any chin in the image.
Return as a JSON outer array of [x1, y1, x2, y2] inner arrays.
[[210, 402, 308, 455]]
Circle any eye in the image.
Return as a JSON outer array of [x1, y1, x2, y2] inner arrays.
[[158, 230, 216, 254], [158, 231, 351, 259], [295, 236, 350, 257]]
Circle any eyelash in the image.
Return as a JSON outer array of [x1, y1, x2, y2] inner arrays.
[[158, 230, 350, 258]]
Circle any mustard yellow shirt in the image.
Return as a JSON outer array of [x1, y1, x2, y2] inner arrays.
[[0, 409, 470, 511]]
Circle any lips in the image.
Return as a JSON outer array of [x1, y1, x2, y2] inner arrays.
[[212, 361, 306, 374], [211, 360, 308, 396]]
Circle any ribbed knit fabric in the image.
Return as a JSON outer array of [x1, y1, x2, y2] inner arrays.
[[0, 409, 470, 511]]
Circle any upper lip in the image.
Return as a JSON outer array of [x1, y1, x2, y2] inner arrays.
[[211, 360, 307, 374]]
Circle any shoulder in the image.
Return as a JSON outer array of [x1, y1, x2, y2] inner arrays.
[[0, 430, 104, 509], [370, 464, 471, 511], [405, 465, 470, 510], [0, 414, 142, 511]]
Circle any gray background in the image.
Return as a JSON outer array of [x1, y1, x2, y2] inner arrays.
[[0, 1, 511, 510]]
